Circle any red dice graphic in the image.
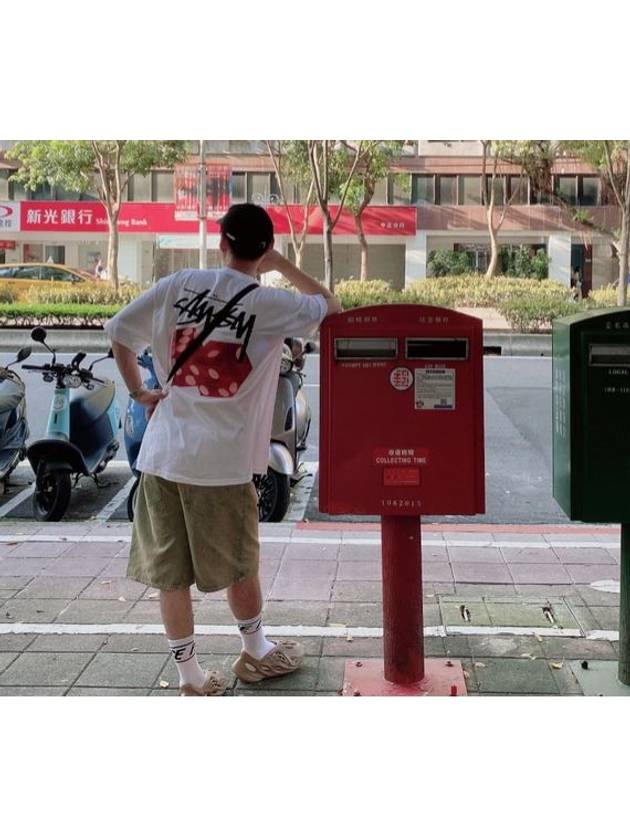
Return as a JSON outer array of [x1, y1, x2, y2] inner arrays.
[[170, 327, 252, 397]]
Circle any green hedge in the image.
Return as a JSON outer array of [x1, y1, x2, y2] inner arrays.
[[335, 276, 622, 333], [0, 278, 625, 332], [0, 303, 120, 327], [25, 281, 140, 306]]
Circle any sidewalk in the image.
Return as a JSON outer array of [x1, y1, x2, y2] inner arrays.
[[0, 519, 626, 696]]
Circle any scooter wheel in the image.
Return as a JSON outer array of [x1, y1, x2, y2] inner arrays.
[[127, 476, 140, 522], [33, 468, 72, 522], [257, 468, 291, 523]]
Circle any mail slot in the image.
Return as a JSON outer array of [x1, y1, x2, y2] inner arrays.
[[553, 308, 630, 522], [319, 304, 485, 516]]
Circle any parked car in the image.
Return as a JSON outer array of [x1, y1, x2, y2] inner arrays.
[[0, 263, 90, 283]]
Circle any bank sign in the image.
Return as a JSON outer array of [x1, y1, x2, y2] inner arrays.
[[0, 202, 21, 232], [17, 201, 417, 237]]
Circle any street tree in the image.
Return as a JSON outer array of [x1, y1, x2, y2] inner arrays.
[[480, 141, 529, 278], [560, 141, 630, 305], [342, 141, 405, 281], [265, 140, 315, 270], [8, 140, 187, 290], [306, 140, 364, 289]]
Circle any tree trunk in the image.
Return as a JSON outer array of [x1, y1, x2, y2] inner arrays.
[[106, 210, 120, 293], [323, 215, 334, 290], [486, 220, 500, 278], [295, 244, 304, 270], [355, 213, 368, 281], [617, 207, 630, 307]]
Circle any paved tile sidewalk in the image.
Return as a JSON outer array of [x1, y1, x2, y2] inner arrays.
[[0, 520, 626, 696]]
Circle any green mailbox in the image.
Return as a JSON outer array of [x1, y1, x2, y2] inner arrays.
[[553, 307, 630, 687], [553, 308, 630, 522]]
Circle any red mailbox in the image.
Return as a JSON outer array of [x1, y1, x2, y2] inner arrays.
[[319, 304, 485, 696]]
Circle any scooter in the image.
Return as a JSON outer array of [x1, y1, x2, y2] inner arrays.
[[23, 328, 121, 521], [123, 339, 315, 523], [0, 346, 32, 490], [255, 338, 315, 521]]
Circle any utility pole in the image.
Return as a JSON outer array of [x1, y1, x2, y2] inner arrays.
[[198, 139, 207, 269]]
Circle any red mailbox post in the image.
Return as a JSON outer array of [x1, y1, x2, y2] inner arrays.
[[319, 304, 485, 696]]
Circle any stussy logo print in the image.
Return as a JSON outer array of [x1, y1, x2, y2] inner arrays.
[[170, 287, 256, 398]]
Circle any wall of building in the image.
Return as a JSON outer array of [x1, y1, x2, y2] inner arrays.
[[297, 242, 406, 288]]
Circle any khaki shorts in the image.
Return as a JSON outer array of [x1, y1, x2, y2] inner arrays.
[[128, 473, 260, 593]]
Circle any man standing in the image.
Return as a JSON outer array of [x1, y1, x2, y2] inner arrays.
[[105, 203, 341, 695]]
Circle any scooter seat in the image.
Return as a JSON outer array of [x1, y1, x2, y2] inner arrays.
[[0, 376, 24, 413], [69, 380, 115, 428]]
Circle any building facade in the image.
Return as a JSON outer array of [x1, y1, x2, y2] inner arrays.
[[0, 140, 620, 291]]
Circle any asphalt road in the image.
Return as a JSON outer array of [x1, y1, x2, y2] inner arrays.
[[0, 349, 567, 524]]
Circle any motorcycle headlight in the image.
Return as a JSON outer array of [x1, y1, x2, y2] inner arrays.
[[63, 374, 82, 388]]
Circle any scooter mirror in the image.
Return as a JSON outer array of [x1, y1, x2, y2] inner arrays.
[[304, 341, 317, 354], [16, 347, 32, 362], [31, 327, 47, 344]]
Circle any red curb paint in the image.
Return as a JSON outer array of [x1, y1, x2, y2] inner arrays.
[[296, 521, 619, 535]]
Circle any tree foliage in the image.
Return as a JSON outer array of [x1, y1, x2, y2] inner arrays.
[[8, 140, 187, 289]]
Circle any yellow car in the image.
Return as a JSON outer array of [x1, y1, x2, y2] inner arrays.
[[0, 263, 91, 283]]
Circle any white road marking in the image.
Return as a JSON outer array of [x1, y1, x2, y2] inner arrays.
[[0, 533, 620, 549], [0, 485, 33, 519], [589, 580, 620, 594], [0, 622, 619, 641], [93, 476, 136, 522]]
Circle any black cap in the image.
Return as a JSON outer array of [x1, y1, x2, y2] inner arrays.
[[218, 202, 274, 261]]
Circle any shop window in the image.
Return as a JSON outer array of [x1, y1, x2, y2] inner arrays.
[[388, 174, 411, 205], [155, 171, 173, 202], [55, 186, 81, 201], [372, 178, 388, 204], [0, 171, 10, 200], [31, 183, 54, 200], [458, 176, 481, 205], [23, 244, 43, 263], [484, 175, 504, 206], [579, 176, 600, 206], [231, 173, 247, 203], [44, 245, 65, 264], [555, 176, 577, 205], [130, 174, 152, 201], [247, 173, 271, 204], [412, 174, 435, 206], [80, 172, 101, 201], [437, 175, 457, 205], [508, 175, 528, 205], [10, 179, 27, 200]]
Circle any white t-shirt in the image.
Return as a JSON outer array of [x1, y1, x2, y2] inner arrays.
[[104, 268, 327, 486]]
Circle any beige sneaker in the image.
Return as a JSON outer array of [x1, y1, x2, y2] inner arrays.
[[232, 640, 304, 684], [180, 669, 229, 696]]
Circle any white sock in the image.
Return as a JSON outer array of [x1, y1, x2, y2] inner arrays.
[[168, 635, 206, 688], [237, 613, 276, 660]]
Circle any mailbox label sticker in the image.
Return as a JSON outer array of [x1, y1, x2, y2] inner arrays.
[[415, 368, 455, 410], [389, 366, 414, 391], [373, 448, 428, 466], [383, 467, 421, 486]]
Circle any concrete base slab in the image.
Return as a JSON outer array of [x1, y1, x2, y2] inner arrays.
[[569, 660, 630, 696], [341, 658, 467, 697]]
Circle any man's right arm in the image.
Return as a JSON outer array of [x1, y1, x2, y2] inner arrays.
[[259, 250, 342, 316]]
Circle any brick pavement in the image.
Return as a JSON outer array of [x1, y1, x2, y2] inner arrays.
[[0, 520, 627, 696]]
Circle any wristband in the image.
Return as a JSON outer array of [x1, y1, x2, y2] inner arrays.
[[129, 386, 147, 400]]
